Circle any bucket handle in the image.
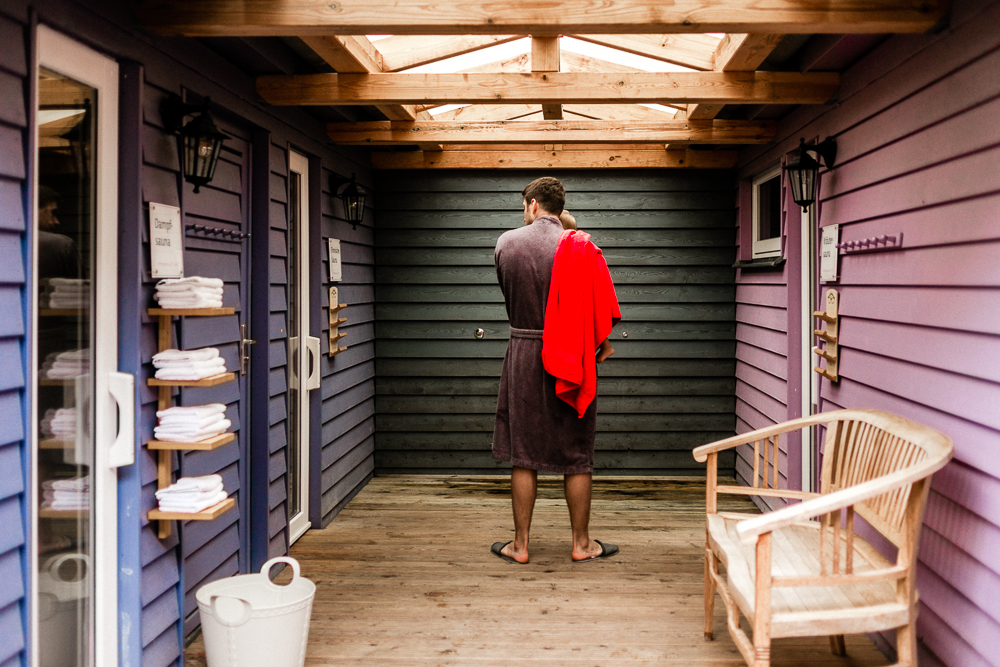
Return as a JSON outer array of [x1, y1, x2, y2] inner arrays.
[[261, 556, 301, 589], [209, 595, 253, 628]]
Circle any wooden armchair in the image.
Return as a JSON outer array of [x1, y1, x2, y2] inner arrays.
[[693, 409, 952, 667]]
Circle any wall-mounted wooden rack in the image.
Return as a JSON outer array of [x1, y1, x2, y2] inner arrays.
[[813, 288, 839, 383], [329, 286, 348, 356], [147, 307, 237, 539]]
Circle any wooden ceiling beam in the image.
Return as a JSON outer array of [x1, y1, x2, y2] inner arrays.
[[257, 71, 839, 106], [532, 37, 562, 120], [568, 34, 719, 71], [327, 119, 776, 145], [687, 33, 785, 119], [140, 0, 949, 36], [375, 35, 525, 71], [299, 35, 439, 147], [563, 104, 677, 121], [431, 104, 541, 122], [370, 148, 739, 170]]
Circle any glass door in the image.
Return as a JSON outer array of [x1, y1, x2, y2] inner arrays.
[[33, 26, 129, 667], [286, 151, 319, 543]]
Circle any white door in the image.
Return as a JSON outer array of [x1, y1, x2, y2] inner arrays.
[[32, 26, 133, 667], [286, 151, 320, 543]]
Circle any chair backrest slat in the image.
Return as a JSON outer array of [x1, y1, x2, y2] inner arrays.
[[819, 410, 945, 548]]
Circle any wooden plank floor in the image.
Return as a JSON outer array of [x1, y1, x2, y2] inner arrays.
[[185, 475, 889, 666]]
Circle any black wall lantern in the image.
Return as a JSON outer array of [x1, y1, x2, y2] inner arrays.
[[783, 137, 837, 212], [161, 94, 230, 193], [331, 173, 367, 228]]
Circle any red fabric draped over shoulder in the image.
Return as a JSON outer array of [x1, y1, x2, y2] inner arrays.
[[542, 230, 622, 418]]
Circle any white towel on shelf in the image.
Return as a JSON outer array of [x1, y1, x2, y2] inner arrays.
[[152, 348, 219, 363], [42, 477, 89, 492], [157, 490, 229, 514], [155, 474, 223, 495], [154, 419, 231, 440], [157, 413, 225, 429], [156, 403, 227, 420], [43, 489, 89, 502], [153, 357, 225, 371], [154, 365, 228, 381], [155, 297, 224, 309], [155, 483, 224, 501], [41, 499, 90, 511], [156, 277, 224, 290]]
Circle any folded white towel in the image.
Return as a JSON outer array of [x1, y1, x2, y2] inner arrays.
[[48, 278, 90, 288], [157, 413, 225, 430], [156, 403, 227, 419], [156, 474, 223, 494], [42, 499, 90, 511], [43, 489, 89, 502], [153, 357, 225, 371], [42, 477, 89, 491], [156, 483, 223, 500], [158, 490, 229, 514], [155, 419, 231, 439], [154, 366, 228, 381], [156, 286, 224, 298], [156, 277, 224, 290], [155, 298, 224, 309], [152, 348, 220, 363]]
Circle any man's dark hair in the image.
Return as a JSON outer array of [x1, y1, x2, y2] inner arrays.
[[38, 185, 60, 208], [521, 177, 565, 215]]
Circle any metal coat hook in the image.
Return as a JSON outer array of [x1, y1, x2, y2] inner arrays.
[[185, 223, 250, 240], [835, 233, 903, 254]]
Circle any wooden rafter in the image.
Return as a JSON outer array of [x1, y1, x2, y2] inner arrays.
[[371, 147, 739, 170], [326, 119, 776, 145], [298, 34, 436, 139], [569, 34, 720, 71], [687, 33, 786, 120], [140, 0, 949, 36], [375, 35, 524, 71], [256, 71, 839, 106], [532, 37, 562, 120], [563, 104, 677, 120], [431, 104, 540, 122], [459, 53, 530, 74]]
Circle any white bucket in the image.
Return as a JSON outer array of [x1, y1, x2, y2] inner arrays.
[[196, 557, 316, 667]]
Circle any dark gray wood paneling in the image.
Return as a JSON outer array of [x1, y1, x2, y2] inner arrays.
[[374, 170, 736, 475]]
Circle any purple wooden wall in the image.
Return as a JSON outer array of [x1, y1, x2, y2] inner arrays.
[[0, 11, 29, 667], [317, 171, 376, 525], [736, 0, 1000, 663]]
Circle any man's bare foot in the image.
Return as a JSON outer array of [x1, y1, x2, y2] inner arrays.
[[502, 542, 530, 564], [571, 539, 604, 561], [572, 539, 619, 562]]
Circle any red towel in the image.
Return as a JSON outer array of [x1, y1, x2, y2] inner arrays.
[[542, 230, 621, 418]]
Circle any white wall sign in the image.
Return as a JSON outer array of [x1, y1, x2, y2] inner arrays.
[[327, 237, 342, 282], [820, 223, 839, 283], [149, 202, 184, 278]]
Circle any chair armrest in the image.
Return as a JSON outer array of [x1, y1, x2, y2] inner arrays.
[[734, 452, 951, 545], [692, 412, 839, 463]]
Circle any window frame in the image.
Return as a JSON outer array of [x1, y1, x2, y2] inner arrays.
[[751, 163, 784, 259]]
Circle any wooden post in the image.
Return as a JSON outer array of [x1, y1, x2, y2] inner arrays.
[[531, 36, 562, 120], [753, 532, 772, 667]]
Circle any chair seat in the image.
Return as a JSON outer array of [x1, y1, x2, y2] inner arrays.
[[707, 513, 913, 638]]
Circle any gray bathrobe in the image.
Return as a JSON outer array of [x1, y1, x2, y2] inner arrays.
[[492, 215, 598, 474]]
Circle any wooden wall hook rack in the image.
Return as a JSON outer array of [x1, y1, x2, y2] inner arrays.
[[813, 289, 840, 383], [329, 286, 348, 356]]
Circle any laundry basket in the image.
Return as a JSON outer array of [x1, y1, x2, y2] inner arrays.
[[196, 556, 315, 667]]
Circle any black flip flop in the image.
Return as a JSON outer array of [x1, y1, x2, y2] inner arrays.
[[572, 540, 619, 563], [491, 541, 525, 564]]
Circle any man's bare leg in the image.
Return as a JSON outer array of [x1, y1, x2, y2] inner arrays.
[[501, 467, 536, 563], [565, 473, 604, 560]]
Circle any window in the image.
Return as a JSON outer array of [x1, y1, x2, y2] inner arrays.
[[751, 164, 783, 258]]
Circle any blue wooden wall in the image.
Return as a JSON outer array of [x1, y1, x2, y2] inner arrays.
[[0, 2, 377, 665], [0, 11, 29, 667]]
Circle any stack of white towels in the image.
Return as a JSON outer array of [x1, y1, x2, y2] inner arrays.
[[40, 407, 77, 440], [152, 347, 227, 381], [40, 278, 89, 309], [155, 474, 228, 514], [40, 476, 89, 511], [41, 349, 89, 379], [154, 402, 231, 443], [154, 277, 224, 309]]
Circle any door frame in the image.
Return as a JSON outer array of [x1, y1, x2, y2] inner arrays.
[[799, 204, 819, 493], [287, 150, 312, 544], [31, 24, 120, 667]]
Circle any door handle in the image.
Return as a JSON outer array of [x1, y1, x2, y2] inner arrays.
[[305, 336, 321, 390], [240, 322, 257, 377], [107, 371, 135, 468]]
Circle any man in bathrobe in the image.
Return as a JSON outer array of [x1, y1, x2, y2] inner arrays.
[[491, 177, 620, 564]]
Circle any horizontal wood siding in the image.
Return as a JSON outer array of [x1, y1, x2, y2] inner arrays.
[[0, 11, 27, 667], [318, 166, 375, 526], [737, 0, 1000, 662], [374, 170, 737, 475]]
